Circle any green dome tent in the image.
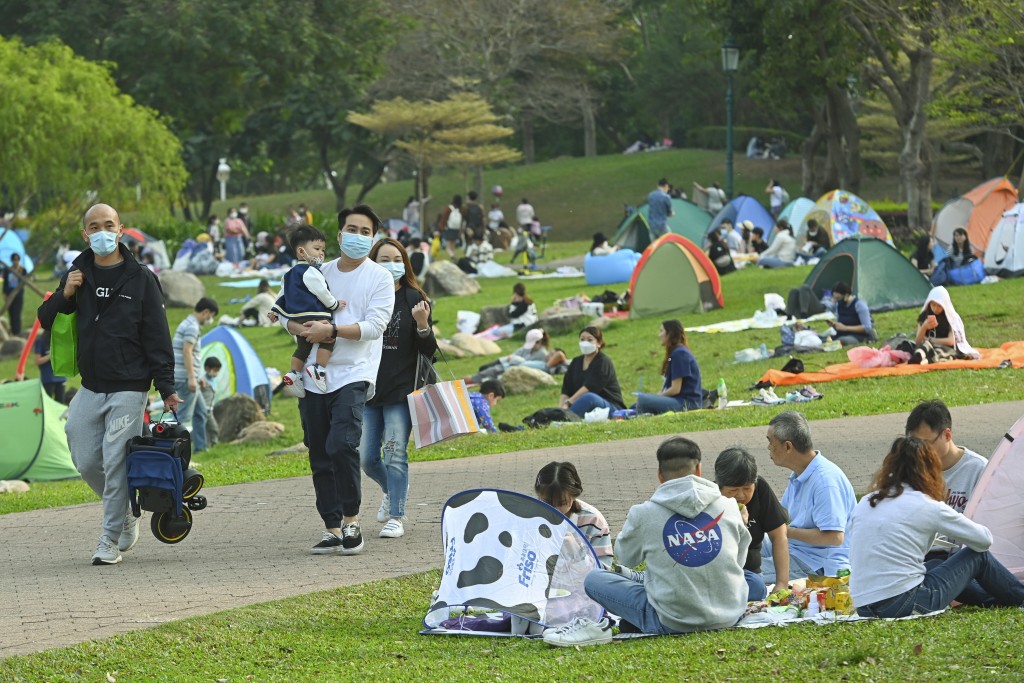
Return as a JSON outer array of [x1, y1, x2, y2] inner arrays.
[[0, 379, 79, 481], [803, 234, 931, 312], [613, 198, 711, 252], [628, 233, 724, 318]]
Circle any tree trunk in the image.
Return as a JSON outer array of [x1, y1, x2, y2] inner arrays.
[[473, 166, 484, 197], [801, 120, 826, 198], [200, 159, 216, 222], [899, 50, 935, 228], [828, 84, 862, 193], [521, 112, 535, 165], [582, 99, 597, 158]]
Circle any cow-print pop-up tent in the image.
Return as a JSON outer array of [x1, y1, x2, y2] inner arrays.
[[423, 489, 605, 635]]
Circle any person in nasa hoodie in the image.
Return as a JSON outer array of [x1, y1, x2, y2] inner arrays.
[[586, 436, 751, 633]]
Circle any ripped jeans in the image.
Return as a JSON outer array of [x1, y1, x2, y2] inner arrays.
[[359, 402, 412, 518]]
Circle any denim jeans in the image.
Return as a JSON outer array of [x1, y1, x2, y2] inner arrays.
[[745, 569, 768, 602], [759, 256, 795, 269], [225, 235, 244, 264], [174, 380, 208, 453], [359, 402, 412, 518], [583, 569, 680, 635], [856, 548, 1024, 618], [761, 535, 823, 584], [569, 392, 617, 417], [633, 393, 685, 415]]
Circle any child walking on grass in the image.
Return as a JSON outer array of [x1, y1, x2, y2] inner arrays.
[[270, 225, 345, 396]]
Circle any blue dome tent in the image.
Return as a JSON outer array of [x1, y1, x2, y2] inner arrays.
[[200, 326, 272, 414], [704, 195, 775, 245]]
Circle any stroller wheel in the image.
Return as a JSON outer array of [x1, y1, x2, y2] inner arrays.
[[182, 469, 205, 499], [151, 505, 193, 544]]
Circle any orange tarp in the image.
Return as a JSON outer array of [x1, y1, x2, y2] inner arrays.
[[760, 341, 1024, 387]]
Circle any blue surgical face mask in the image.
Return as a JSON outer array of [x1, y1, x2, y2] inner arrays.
[[89, 230, 119, 256], [382, 261, 406, 282], [340, 232, 372, 259]]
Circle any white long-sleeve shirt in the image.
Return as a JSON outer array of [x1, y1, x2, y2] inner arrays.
[[848, 487, 993, 607], [761, 230, 797, 263], [306, 258, 394, 399], [303, 266, 338, 310]]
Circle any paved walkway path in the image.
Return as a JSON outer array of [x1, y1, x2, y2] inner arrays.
[[2, 401, 1022, 658]]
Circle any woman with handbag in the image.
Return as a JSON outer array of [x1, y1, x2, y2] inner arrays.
[[361, 238, 438, 539]]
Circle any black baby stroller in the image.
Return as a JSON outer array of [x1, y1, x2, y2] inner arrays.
[[125, 413, 207, 543]]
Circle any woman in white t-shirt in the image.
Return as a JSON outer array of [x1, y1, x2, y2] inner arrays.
[[848, 436, 1024, 618]]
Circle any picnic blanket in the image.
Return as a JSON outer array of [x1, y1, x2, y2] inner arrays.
[[760, 341, 1024, 387], [686, 311, 834, 334]]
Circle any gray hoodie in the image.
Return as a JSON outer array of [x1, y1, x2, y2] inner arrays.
[[616, 475, 751, 632]]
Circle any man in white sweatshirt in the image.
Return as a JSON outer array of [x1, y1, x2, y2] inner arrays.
[[544, 436, 750, 646]]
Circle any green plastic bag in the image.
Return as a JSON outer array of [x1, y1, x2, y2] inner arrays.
[[50, 312, 79, 377]]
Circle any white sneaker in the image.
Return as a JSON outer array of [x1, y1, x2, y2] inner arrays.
[[118, 511, 142, 552], [305, 364, 328, 393], [380, 518, 405, 538], [542, 617, 613, 647], [376, 494, 391, 523], [281, 370, 306, 398], [92, 535, 123, 565]]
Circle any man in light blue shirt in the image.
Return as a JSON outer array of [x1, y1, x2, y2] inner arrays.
[[761, 411, 856, 582], [646, 178, 674, 238]]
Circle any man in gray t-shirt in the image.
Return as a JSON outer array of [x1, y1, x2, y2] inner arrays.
[[905, 400, 988, 555], [172, 297, 218, 452]]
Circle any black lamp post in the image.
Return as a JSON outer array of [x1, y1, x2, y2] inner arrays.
[[722, 36, 740, 199]]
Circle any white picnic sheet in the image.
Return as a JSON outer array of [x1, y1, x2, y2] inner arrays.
[[686, 311, 834, 334]]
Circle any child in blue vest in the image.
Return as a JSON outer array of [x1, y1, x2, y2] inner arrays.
[[271, 225, 344, 395]]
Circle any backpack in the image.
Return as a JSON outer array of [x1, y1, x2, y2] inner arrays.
[[464, 203, 484, 229], [446, 205, 463, 231], [785, 284, 826, 319]]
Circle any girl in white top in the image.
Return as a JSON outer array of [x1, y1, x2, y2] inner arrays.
[[849, 436, 1024, 618], [757, 221, 798, 268]]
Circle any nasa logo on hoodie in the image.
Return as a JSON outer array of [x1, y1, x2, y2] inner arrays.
[[662, 511, 724, 567]]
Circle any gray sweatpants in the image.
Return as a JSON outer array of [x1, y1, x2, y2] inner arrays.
[[65, 387, 148, 541]]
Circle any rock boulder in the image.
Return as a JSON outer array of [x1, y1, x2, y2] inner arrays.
[[478, 305, 510, 329], [451, 332, 501, 357], [0, 338, 26, 360], [500, 365, 556, 394], [423, 261, 481, 298], [529, 311, 590, 337], [158, 271, 206, 308], [231, 421, 285, 444], [213, 393, 264, 442]]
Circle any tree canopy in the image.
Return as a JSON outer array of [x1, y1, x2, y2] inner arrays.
[[0, 36, 186, 215]]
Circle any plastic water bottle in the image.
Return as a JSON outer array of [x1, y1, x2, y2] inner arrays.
[[805, 591, 820, 617], [717, 378, 728, 410]]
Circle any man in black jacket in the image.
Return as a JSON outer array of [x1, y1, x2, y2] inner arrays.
[[37, 204, 181, 566]]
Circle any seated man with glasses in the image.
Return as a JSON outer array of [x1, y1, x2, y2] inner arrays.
[[905, 400, 988, 563]]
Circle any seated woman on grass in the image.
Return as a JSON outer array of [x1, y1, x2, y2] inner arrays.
[[633, 320, 703, 414], [534, 461, 612, 560], [911, 235, 936, 276], [907, 286, 979, 364], [467, 328, 568, 385], [849, 435, 1024, 618], [559, 327, 625, 418]]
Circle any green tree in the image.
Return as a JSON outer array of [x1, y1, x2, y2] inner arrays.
[[349, 93, 521, 227], [0, 36, 186, 228]]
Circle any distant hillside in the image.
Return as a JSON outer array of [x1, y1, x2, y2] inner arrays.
[[214, 149, 986, 242]]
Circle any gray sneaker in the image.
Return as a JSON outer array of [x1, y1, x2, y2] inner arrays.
[[542, 617, 612, 647], [376, 494, 390, 523], [92, 535, 123, 565], [119, 512, 142, 552]]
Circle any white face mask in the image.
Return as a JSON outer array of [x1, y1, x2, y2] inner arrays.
[[579, 340, 598, 356]]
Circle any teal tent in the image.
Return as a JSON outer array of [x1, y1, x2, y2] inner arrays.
[[613, 198, 711, 252]]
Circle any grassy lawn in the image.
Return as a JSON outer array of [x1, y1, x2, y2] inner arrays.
[[2, 569, 1022, 682], [3, 251, 1023, 515]]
